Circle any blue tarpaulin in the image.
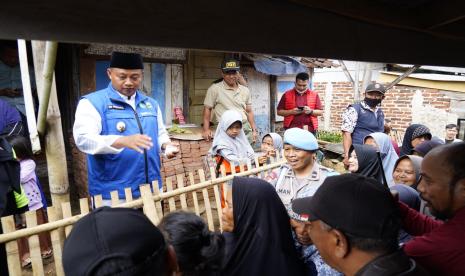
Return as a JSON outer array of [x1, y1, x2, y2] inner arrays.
[[251, 56, 308, 76]]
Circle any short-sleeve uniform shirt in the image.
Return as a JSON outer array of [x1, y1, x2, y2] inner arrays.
[[203, 81, 251, 123]]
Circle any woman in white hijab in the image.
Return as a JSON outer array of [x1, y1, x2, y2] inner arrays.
[[209, 110, 255, 174], [364, 132, 399, 186]]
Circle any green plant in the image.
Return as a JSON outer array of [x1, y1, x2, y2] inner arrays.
[[317, 130, 343, 143]]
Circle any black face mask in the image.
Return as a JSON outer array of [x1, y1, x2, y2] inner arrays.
[[364, 97, 382, 108]]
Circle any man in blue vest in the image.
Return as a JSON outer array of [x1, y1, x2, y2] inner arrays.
[[341, 83, 385, 166], [73, 52, 178, 205]]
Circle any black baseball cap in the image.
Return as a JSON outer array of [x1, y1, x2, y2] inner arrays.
[[221, 59, 240, 72], [292, 174, 400, 239], [63, 207, 167, 276], [365, 83, 386, 94]]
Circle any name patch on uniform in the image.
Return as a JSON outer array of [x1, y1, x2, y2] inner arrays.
[[108, 105, 124, 110], [140, 112, 156, 117]]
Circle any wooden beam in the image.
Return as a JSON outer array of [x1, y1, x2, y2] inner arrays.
[[385, 65, 421, 91]]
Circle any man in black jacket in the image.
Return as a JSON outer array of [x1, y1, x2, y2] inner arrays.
[[292, 174, 428, 276]]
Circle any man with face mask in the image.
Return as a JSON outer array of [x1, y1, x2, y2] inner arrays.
[[277, 72, 322, 135], [341, 83, 386, 166]]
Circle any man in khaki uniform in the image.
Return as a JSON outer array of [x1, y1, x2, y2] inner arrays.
[[202, 59, 257, 144]]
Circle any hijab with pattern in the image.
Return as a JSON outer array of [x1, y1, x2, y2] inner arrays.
[[349, 144, 385, 185], [400, 124, 432, 156], [222, 177, 308, 276], [365, 132, 399, 186]]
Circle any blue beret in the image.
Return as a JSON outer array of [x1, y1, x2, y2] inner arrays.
[[283, 128, 318, 151]]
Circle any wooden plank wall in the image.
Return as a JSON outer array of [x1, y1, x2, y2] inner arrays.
[[188, 51, 223, 124]]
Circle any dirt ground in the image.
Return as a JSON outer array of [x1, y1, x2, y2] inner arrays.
[[21, 257, 55, 276]]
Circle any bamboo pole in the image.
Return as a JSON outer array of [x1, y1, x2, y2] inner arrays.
[[31, 40, 70, 211], [36, 41, 57, 135], [0, 160, 286, 243], [1, 216, 21, 276], [25, 211, 45, 275], [17, 39, 41, 153]]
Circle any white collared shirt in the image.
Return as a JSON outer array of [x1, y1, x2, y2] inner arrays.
[[73, 91, 170, 155]]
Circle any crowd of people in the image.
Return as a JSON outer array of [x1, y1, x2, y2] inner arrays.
[[1, 49, 464, 275]]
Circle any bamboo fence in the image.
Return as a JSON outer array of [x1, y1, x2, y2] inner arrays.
[[0, 153, 285, 276]]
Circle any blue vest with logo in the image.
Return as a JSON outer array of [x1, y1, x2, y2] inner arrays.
[[351, 103, 384, 145], [83, 84, 162, 199]]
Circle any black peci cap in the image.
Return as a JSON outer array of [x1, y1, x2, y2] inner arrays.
[[292, 174, 400, 239], [109, 51, 144, 69], [63, 207, 166, 276]]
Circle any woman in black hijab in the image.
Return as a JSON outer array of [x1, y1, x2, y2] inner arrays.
[[400, 124, 432, 156], [221, 176, 308, 276], [348, 144, 385, 185]]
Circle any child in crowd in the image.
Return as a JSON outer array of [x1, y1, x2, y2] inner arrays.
[[256, 133, 283, 182], [209, 110, 255, 175], [7, 136, 52, 267], [257, 133, 283, 165]]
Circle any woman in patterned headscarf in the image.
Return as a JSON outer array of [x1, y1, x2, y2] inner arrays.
[[400, 124, 432, 156]]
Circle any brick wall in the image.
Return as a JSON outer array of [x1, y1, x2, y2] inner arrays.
[[312, 82, 452, 132]]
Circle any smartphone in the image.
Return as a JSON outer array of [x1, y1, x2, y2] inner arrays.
[[297, 106, 305, 110]]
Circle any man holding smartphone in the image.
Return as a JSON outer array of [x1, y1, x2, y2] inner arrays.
[[277, 72, 323, 134]]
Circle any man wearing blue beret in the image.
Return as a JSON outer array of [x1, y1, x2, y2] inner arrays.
[[271, 127, 338, 211], [270, 127, 341, 275]]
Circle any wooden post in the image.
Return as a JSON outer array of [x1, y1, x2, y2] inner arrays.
[[198, 169, 214, 231], [47, 207, 65, 276], [188, 172, 200, 216], [79, 198, 90, 215], [1, 216, 21, 276], [31, 41, 70, 211], [61, 203, 73, 237], [25, 211, 45, 275], [166, 177, 176, 212], [152, 181, 164, 219], [176, 174, 188, 211], [110, 191, 120, 207], [93, 195, 103, 208], [140, 185, 160, 225], [17, 39, 41, 153], [124, 187, 133, 202], [210, 167, 223, 231]]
